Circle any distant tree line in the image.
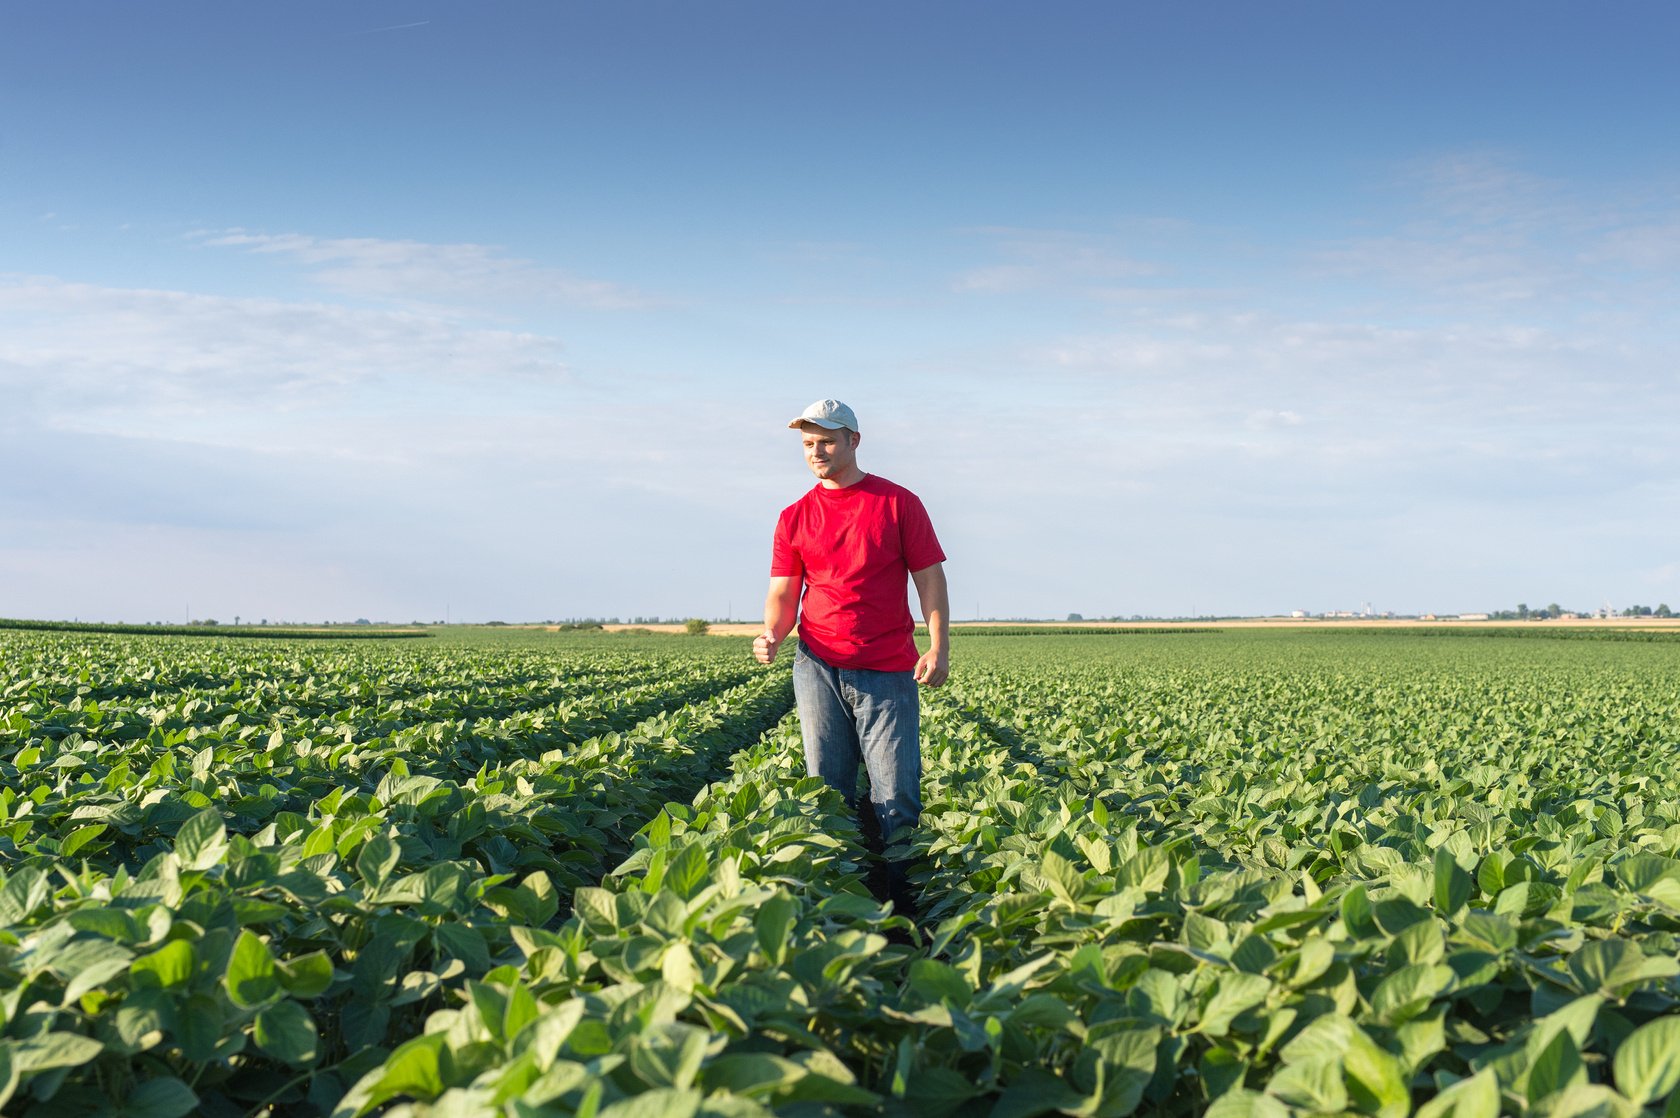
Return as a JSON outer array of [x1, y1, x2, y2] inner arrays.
[[1487, 602, 1671, 620]]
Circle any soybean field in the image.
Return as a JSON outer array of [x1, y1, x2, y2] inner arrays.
[[3, 626, 1680, 1118]]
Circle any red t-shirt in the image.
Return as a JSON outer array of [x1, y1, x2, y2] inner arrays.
[[770, 474, 946, 672]]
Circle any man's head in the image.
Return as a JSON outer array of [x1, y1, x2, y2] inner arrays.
[[799, 421, 860, 483], [788, 399, 863, 486]]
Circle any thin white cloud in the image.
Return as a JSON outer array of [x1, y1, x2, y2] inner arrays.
[[1022, 311, 1658, 425], [1246, 408, 1305, 430], [1585, 222, 1680, 271], [192, 229, 659, 311], [1398, 150, 1572, 228], [0, 274, 568, 422], [952, 226, 1155, 294], [1310, 151, 1680, 311]]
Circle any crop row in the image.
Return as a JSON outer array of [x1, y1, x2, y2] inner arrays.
[[895, 646, 1680, 1115], [2, 631, 741, 734], [7, 628, 1680, 1116], [0, 631, 792, 1116], [329, 710, 913, 1115]]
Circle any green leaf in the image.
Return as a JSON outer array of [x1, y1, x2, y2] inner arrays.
[[1197, 972, 1271, 1037], [1341, 884, 1375, 936], [114, 989, 172, 1053], [131, 940, 195, 989], [434, 921, 491, 973], [226, 928, 281, 1008], [598, 1088, 702, 1118], [1434, 846, 1473, 916], [60, 824, 107, 858], [1009, 993, 1080, 1031], [366, 1035, 447, 1107], [67, 905, 145, 943], [1372, 963, 1456, 1023], [573, 886, 619, 934], [666, 844, 710, 900], [703, 1053, 803, 1097], [1205, 1088, 1291, 1118], [1527, 1027, 1586, 1105], [1615, 854, 1680, 893], [990, 1067, 1090, 1118], [1344, 1025, 1411, 1118], [503, 980, 539, 1043], [1267, 1058, 1347, 1112], [174, 808, 227, 872], [643, 809, 674, 849], [1415, 1069, 1499, 1118], [516, 871, 559, 926], [628, 1023, 709, 1091], [13, 1031, 105, 1072], [357, 833, 400, 888], [277, 951, 335, 998], [643, 890, 689, 938], [1041, 849, 1086, 904], [0, 1046, 16, 1113], [1281, 1014, 1355, 1065], [178, 994, 224, 1062], [902, 1066, 977, 1115], [255, 1000, 319, 1066], [122, 1076, 199, 1118], [1231, 935, 1278, 975], [755, 894, 797, 965], [1570, 940, 1679, 996], [1614, 1015, 1680, 1105], [1373, 896, 1432, 935], [1455, 911, 1518, 953], [908, 959, 973, 1008], [662, 942, 698, 992], [0, 866, 50, 925], [62, 940, 137, 1003], [1534, 994, 1604, 1055]]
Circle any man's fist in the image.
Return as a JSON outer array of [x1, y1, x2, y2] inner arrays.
[[913, 647, 949, 687], [753, 630, 782, 665]]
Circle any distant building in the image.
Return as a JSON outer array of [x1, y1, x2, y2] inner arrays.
[[1459, 613, 1490, 621]]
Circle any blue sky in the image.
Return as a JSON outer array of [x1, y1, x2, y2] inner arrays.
[[3, 2, 1677, 622]]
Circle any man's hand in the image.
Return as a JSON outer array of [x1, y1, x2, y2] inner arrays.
[[758, 578, 800, 665], [913, 647, 949, 687]]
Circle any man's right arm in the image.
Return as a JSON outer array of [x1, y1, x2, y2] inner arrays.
[[754, 576, 801, 664]]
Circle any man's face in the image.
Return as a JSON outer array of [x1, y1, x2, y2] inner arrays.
[[801, 423, 859, 481]]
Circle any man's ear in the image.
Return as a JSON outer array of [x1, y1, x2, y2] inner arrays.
[[850, 431, 862, 448]]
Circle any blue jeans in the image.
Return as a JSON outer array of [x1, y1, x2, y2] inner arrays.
[[792, 640, 922, 842]]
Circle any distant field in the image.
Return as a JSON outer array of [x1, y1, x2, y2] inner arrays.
[[4, 626, 1679, 1115], [598, 617, 1680, 637], [0, 617, 432, 639]]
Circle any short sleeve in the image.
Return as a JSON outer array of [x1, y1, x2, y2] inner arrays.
[[898, 492, 946, 572], [769, 508, 804, 578]]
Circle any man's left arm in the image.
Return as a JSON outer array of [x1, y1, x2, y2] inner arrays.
[[911, 562, 949, 687]]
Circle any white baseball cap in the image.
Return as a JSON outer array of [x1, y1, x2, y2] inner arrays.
[[787, 398, 859, 432]]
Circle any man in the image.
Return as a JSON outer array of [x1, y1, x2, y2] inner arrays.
[[753, 398, 949, 912]]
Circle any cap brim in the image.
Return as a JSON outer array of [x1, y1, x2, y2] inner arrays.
[[788, 417, 847, 430]]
